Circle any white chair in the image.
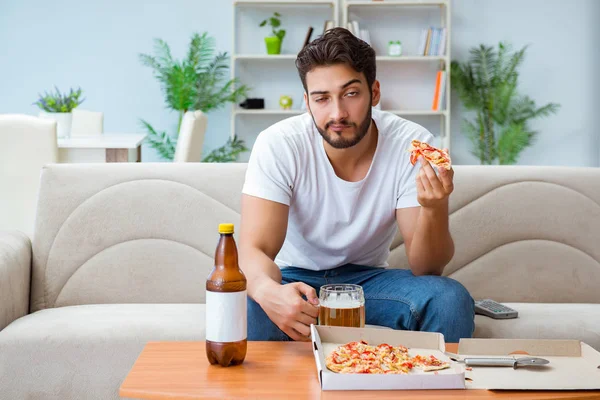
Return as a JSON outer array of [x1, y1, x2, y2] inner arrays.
[[0, 114, 58, 235], [70, 109, 104, 136], [173, 110, 207, 162]]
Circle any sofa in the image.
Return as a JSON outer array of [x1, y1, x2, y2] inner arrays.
[[1, 162, 599, 399]]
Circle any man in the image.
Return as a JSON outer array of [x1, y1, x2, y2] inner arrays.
[[239, 27, 474, 343]]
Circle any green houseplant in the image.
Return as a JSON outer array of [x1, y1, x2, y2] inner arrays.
[[139, 32, 250, 161], [260, 12, 286, 55], [451, 42, 560, 165], [33, 86, 85, 138]]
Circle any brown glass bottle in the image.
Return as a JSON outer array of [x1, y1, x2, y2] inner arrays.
[[205, 223, 247, 367]]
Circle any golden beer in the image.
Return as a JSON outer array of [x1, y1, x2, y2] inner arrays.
[[318, 284, 365, 328]]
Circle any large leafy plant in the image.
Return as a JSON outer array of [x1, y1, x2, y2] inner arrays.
[[202, 136, 248, 163], [139, 32, 249, 161], [34, 86, 84, 113], [451, 42, 560, 165]]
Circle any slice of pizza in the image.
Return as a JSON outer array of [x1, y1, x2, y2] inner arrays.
[[408, 139, 452, 170], [422, 364, 451, 372], [411, 354, 451, 372]]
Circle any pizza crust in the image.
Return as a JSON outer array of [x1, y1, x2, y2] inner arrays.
[[422, 364, 451, 372]]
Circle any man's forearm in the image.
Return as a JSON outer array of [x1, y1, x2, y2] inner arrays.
[[239, 246, 282, 302], [408, 203, 454, 276]]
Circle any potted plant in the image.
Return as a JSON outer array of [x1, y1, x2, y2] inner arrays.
[[139, 32, 250, 161], [34, 86, 84, 138], [260, 12, 286, 55], [451, 42, 560, 165]]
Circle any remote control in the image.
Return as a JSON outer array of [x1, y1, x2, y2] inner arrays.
[[475, 299, 518, 319]]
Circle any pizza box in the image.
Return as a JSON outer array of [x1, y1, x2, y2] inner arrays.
[[457, 338, 600, 390], [310, 324, 466, 391]]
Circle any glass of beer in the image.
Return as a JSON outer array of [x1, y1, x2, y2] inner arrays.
[[318, 284, 365, 328]]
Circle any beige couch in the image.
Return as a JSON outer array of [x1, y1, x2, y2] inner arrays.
[[1, 163, 599, 399]]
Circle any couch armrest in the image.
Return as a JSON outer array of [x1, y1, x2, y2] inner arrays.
[[0, 230, 32, 331]]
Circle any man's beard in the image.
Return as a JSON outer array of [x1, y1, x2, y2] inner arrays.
[[311, 104, 372, 149]]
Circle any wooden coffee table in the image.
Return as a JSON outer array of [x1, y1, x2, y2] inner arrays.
[[120, 341, 600, 399]]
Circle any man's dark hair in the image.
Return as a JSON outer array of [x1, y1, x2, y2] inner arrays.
[[295, 27, 376, 93]]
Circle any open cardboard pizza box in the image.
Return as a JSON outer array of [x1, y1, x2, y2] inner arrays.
[[457, 338, 600, 390], [311, 325, 466, 390], [311, 325, 600, 392]]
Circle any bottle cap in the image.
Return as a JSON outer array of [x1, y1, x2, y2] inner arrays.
[[218, 223, 234, 234]]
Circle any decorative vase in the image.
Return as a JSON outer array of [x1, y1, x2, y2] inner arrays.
[[39, 111, 72, 138], [265, 36, 282, 55]]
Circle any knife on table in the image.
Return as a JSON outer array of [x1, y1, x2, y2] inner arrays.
[[447, 355, 550, 369]]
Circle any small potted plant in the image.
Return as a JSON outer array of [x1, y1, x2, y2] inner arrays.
[[34, 86, 85, 138], [259, 12, 286, 55]]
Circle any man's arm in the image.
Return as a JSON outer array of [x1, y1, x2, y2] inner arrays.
[[239, 194, 289, 300], [239, 194, 320, 341], [395, 156, 455, 276]]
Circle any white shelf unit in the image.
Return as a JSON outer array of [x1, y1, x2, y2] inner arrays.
[[343, 0, 451, 150], [234, 109, 305, 115], [231, 1, 338, 161], [344, 1, 448, 6], [234, 0, 336, 4], [231, 0, 450, 159]]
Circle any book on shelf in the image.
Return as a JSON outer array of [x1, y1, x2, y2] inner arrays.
[[346, 20, 371, 45], [359, 29, 371, 45], [301, 26, 314, 49], [431, 70, 447, 111], [418, 27, 447, 56], [322, 20, 334, 35]]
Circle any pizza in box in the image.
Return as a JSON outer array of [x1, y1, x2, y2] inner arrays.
[[326, 340, 450, 374]]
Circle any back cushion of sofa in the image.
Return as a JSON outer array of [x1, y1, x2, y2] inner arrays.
[[387, 165, 600, 304], [30, 163, 600, 311], [30, 163, 246, 312]]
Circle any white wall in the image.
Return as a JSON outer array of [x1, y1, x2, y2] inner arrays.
[[0, 0, 598, 165], [0, 0, 234, 162], [450, 0, 600, 166]]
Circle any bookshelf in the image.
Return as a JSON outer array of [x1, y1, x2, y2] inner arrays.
[[343, 0, 451, 150], [230, 0, 451, 160], [231, 0, 339, 161]]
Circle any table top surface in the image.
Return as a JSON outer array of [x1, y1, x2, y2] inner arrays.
[[57, 133, 146, 149], [119, 341, 600, 400]]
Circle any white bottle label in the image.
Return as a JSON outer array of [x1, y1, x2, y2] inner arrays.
[[205, 290, 247, 342]]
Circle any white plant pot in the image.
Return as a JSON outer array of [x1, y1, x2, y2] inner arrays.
[[39, 111, 72, 138]]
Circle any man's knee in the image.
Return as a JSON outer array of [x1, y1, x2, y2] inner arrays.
[[420, 275, 471, 303], [422, 276, 475, 326], [442, 277, 473, 307]]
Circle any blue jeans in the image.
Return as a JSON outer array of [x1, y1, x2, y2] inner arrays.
[[247, 264, 475, 343]]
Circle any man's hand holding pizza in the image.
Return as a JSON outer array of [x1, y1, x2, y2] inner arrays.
[[416, 152, 454, 209]]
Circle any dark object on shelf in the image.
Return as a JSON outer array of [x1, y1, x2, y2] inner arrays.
[[301, 26, 314, 50], [239, 98, 265, 109]]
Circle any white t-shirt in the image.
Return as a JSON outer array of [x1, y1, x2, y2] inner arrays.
[[242, 108, 434, 271]]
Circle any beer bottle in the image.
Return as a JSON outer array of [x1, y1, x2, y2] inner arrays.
[[205, 223, 247, 367]]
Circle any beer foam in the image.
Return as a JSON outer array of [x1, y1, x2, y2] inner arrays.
[[319, 298, 363, 309]]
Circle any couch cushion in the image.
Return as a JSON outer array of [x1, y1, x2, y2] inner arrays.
[[31, 163, 247, 312], [0, 304, 205, 400], [31, 164, 600, 311], [389, 166, 600, 304], [474, 303, 600, 350]]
